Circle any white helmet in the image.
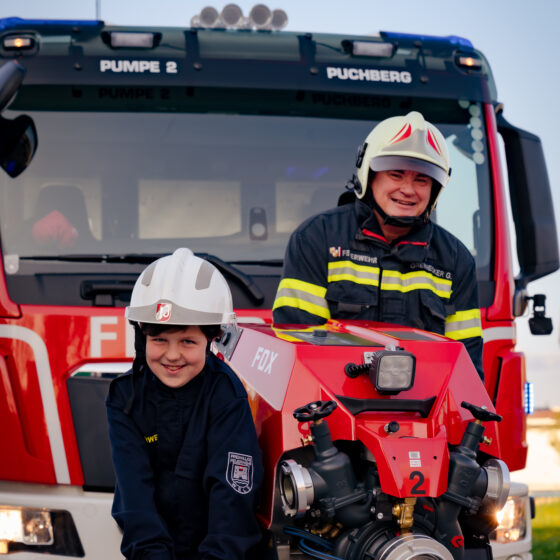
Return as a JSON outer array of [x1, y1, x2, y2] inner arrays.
[[355, 111, 451, 214], [126, 248, 236, 326]]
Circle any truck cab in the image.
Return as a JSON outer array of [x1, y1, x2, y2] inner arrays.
[[0, 12, 557, 559]]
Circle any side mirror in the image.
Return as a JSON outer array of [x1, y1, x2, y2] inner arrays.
[[497, 112, 559, 285], [0, 60, 38, 177], [0, 114, 37, 178], [0, 60, 26, 112]]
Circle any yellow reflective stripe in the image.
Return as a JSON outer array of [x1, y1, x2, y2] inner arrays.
[[276, 278, 327, 298], [380, 270, 452, 299], [327, 260, 380, 286], [273, 297, 331, 319], [445, 308, 482, 340], [273, 331, 303, 342], [272, 325, 327, 342], [273, 278, 330, 319]]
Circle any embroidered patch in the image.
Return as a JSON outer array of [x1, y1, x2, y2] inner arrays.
[[329, 246, 342, 258], [226, 452, 254, 494]]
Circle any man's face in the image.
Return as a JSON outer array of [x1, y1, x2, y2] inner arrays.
[[371, 170, 432, 217], [146, 325, 208, 388]]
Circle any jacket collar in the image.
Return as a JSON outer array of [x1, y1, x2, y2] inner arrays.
[[353, 198, 432, 263]]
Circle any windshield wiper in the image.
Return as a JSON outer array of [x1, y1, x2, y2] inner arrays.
[[20, 252, 265, 306], [19, 253, 168, 263], [230, 259, 284, 266], [196, 253, 264, 305]]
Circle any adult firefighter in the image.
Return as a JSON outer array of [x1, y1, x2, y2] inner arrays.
[[273, 111, 484, 379], [106, 248, 263, 560]]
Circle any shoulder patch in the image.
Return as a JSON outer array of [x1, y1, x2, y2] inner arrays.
[[226, 452, 254, 494]]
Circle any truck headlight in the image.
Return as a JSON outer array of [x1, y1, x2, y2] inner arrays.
[[0, 507, 53, 550], [490, 495, 527, 543], [367, 349, 416, 394]]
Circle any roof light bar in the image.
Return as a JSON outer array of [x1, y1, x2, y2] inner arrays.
[[381, 30, 474, 49], [191, 4, 288, 30]]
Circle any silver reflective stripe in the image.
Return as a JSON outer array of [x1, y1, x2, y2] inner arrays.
[[275, 285, 328, 308], [328, 263, 379, 283], [0, 325, 70, 484], [445, 316, 481, 333], [381, 273, 451, 295], [127, 301, 225, 325], [483, 326, 516, 343]]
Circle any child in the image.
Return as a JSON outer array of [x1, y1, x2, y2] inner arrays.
[[106, 248, 263, 560]]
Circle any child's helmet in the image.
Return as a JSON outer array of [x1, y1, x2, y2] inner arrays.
[[126, 248, 235, 326]]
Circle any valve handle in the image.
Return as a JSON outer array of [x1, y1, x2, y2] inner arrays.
[[461, 401, 502, 423], [293, 400, 338, 422]]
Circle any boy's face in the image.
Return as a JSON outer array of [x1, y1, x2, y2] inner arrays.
[[145, 325, 208, 388]]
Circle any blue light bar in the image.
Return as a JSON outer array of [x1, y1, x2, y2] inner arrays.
[[380, 31, 473, 49], [524, 382, 534, 415], [0, 17, 102, 31]]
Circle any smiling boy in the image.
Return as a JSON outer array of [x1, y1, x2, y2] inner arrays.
[[106, 248, 263, 560]]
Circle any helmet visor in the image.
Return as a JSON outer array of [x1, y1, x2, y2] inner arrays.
[[371, 155, 449, 187]]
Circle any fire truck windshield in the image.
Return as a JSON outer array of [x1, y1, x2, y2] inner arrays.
[[0, 105, 491, 282]]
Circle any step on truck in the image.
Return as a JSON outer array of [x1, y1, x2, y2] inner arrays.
[[0, 6, 557, 559]]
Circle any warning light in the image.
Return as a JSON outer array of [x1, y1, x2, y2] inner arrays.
[[456, 54, 482, 70], [3, 36, 35, 50]]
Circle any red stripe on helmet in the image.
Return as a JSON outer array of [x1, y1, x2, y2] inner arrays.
[[390, 123, 412, 144], [427, 129, 442, 155]]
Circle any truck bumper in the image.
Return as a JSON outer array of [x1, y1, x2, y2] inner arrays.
[[0, 481, 122, 559]]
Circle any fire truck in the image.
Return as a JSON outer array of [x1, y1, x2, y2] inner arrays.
[[0, 6, 557, 559]]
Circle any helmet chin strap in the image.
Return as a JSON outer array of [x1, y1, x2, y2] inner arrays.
[[370, 193, 429, 228]]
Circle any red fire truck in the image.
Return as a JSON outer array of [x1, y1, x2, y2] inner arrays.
[[0, 7, 557, 559]]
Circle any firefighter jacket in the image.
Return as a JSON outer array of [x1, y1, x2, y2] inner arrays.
[[273, 198, 484, 379], [106, 352, 263, 560]]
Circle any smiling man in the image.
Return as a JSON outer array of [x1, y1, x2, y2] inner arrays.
[[273, 111, 484, 379]]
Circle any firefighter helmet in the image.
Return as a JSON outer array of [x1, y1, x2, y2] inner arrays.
[[354, 111, 451, 216], [126, 248, 235, 326]]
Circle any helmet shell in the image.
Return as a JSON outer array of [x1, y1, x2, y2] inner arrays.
[[355, 111, 451, 211], [126, 248, 235, 326]]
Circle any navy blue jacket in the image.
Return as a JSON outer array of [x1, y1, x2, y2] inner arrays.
[[106, 353, 263, 560], [273, 198, 484, 379]]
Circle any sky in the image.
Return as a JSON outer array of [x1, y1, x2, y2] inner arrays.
[[3, 0, 560, 406]]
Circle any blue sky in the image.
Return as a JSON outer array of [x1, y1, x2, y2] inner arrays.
[[3, 0, 560, 406]]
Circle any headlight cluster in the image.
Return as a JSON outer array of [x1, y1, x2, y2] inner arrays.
[[490, 496, 527, 543], [0, 507, 53, 552], [0, 505, 83, 556], [366, 348, 416, 394]]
